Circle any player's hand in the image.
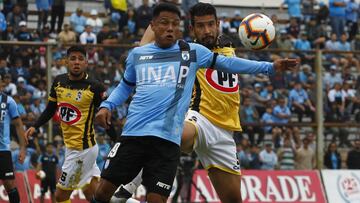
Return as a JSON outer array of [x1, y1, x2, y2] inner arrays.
[[96, 108, 112, 129], [18, 148, 26, 164], [25, 127, 36, 140], [273, 58, 299, 72]]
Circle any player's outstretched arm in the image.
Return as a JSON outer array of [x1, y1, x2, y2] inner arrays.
[[214, 54, 298, 75], [96, 80, 134, 129], [26, 101, 57, 139]]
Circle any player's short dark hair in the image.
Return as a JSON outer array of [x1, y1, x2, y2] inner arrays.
[[153, 3, 181, 19], [67, 46, 87, 57], [189, 3, 218, 26]]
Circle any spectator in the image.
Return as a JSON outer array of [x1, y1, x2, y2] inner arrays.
[[261, 105, 276, 134], [50, 0, 65, 33], [299, 64, 315, 88], [295, 138, 315, 169], [302, 0, 316, 22], [15, 21, 32, 41], [37, 143, 58, 203], [58, 23, 77, 44], [277, 138, 296, 170], [230, 10, 242, 30], [316, 1, 329, 24], [16, 76, 32, 103], [259, 143, 278, 170], [136, 0, 153, 34], [96, 135, 111, 171], [273, 97, 291, 124], [0, 58, 11, 78], [324, 142, 342, 169], [289, 82, 316, 122], [236, 143, 249, 169], [10, 58, 30, 81], [13, 95, 27, 120], [240, 97, 264, 146], [79, 25, 97, 44], [1, 22, 15, 41], [3, 74, 17, 96], [70, 8, 87, 35], [347, 140, 360, 169], [328, 82, 346, 120], [86, 9, 103, 34], [260, 83, 278, 101], [248, 145, 262, 169], [294, 32, 314, 63], [6, 4, 26, 33], [35, 0, 52, 31], [286, 17, 300, 39], [280, 0, 302, 20], [345, 0, 359, 41], [336, 33, 359, 69], [324, 65, 343, 90], [305, 17, 327, 48], [51, 57, 67, 78], [275, 29, 294, 58], [29, 94, 46, 118], [329, 0, 346, 38], [250, 83, 269, 116]]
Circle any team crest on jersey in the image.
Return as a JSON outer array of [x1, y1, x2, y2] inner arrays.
[[58, 103, 82, 125], [182, 51, 190, 61], [205, 69, 239, 93]]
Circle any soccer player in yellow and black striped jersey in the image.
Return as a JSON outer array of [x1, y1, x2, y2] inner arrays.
[[25, 46, 106, 203]]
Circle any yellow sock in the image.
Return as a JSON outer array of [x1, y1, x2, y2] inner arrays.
[[57, 200, 71, 203]]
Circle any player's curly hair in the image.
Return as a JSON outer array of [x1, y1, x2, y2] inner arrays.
[[189, 3, 218, 26]]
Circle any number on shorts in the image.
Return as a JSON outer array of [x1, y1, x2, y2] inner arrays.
[[60, 172, 67, 182], [108, 143, 120, 158]]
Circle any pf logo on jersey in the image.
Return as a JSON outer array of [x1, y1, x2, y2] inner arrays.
[[58, 103, 81, 125], [205, 69, 239, 93]]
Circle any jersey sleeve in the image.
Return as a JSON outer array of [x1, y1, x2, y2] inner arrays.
[[123, 49, 137, 85], [48, 76, 58, 102], [214, 54, 274, 75], [8, 96, 20, 119], [93, 81, 107, 108], [192, 43, 215, 69]]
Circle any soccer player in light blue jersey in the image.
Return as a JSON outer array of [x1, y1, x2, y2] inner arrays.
[[92, 3, 298, 203], [0, 81, 27, 203]]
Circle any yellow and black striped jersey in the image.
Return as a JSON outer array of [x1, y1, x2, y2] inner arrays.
[[190, 46, 242, 131], [49, 73, 106, 150]]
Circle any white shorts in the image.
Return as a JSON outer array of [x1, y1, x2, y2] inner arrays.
[[185, 110, 241, 175], [57, 145, 101, 190]]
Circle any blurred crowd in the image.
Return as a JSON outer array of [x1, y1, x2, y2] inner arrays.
[[0, 0, 359, 173]]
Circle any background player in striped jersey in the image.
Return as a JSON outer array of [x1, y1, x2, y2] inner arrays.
[[25, 46, 107, 203], [112, 3, 298, 203], [0, 80, 27, 203], [95, 3, 297, 203]]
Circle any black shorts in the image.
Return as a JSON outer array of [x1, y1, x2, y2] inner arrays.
[[101, 136, 180, 197], [41, 178, 57, 194], [0, 151, 15, 180]]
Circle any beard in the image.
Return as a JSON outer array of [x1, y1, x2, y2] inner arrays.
[[197, 35, 217, 49], [69, 70, 83, 78]]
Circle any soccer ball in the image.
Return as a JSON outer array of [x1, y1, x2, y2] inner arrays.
[[238, 13, 275, 50]]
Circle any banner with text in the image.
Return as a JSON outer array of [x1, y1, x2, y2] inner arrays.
[[191, 170, 326, 203], [322, 170, 360, 203]]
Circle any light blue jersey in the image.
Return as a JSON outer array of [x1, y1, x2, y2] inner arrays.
[[101, 41, 274, 145], [0, 94, 19, 151]]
